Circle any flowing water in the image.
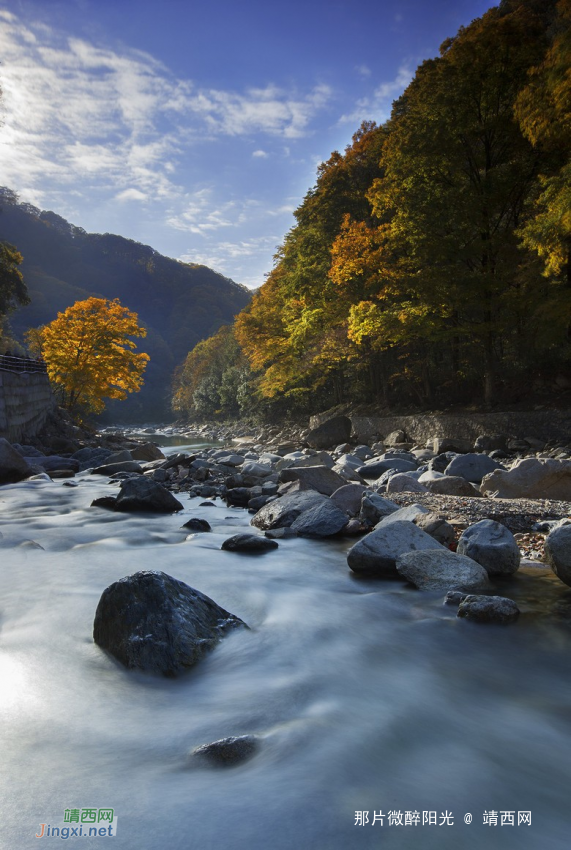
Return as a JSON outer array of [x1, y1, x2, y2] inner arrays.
[[1, 472, 571, 849]]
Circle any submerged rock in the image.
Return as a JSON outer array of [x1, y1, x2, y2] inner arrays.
[[93, 570, 246, 677], [182, 518, 212, 532], [114, 477, 184, 513], [191, 735, 258, 766], [396, 549, 491, 592], [457, 595, 520, 624], [221, 533, 278, 553]]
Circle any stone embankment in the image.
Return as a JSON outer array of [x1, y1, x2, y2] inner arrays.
[[0, 369, 55, 444]]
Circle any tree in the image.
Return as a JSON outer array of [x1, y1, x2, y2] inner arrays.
[[26, 297, 149, 417], [0, 242, 29, 315]]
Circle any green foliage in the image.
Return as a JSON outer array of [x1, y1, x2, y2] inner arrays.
[[0, 242, 29, 316]]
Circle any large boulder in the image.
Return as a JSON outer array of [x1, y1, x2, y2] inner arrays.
[[93, 570, 246, 676], [347, 520, 445, 577], [0, 438, 33, 483], [279, 465, 347, 496], [444, 453, 503, 483], [457, 519, 520, 576], [457, 595, 520, 624], [25, 455, 80, 473], [375, 503, 430, 528], [385, 473, 429, 494], [290, 499, 349, 537], [251, 490, 326, 530], [330, 483, 368, 516], [92, 460, 143, 476], [396, 549, 491, 591], [114, 477, 184, 513], [480, 457, 571, 500], [424, 475, 481, 497], [131, 442, 166, 462], [544, 524, 571, 587], [359, 492, 400, 527], [358, 457, 417, 479], [414, 512, 456, 546], [306, 416, 352, 450]]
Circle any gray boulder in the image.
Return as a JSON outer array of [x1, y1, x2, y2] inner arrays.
[[222, 533, 278, 553], [182, 518, 212, 532], [480, 457, 571, 500], [251, 490, 326, 530], [279, 464, 347, 496], [25, 455, 80, 473], [396, 549, 491, 591], [92, 460, 143, 476], [347, 520, 445, 577], [444, 453, 503, 483], [386, 473, 429, 494], [425, 475, 481, 497], [457, 519, 520, 576], [114, 477, 184, 513], [414, 513, 456, 546], [306, 415, 352, 450], [457, 595, 520, 624], [93, 570, 246, 676], [130, 442, 165, 462], [359, 492, 400, 527], [544, 524, 571, 587], [290, 499, 349, 537], [0, 439, 33, 483], [330, 483, 368, 516], [432, 437, 472, 454], [358, 457, 417, 479], [375, 503, 430, 528]]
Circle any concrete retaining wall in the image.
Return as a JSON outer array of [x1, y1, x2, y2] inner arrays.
[[310, 409, 571, 445], [0, 370, 55, 443]]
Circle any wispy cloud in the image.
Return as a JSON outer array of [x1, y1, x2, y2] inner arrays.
[[339, 64, 413, 125], [179, 235, 280, 288], [0, 10, 332, 206]]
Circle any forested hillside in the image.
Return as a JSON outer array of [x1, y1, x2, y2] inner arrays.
[[173, 0, 571, 421], [0, 189, 251, 420]]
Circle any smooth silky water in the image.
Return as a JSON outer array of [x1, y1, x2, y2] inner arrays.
[[1, 472, 571, 848]]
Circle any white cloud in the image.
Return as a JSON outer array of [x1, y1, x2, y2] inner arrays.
[[0, 12, 332, 206], [179, 235, 280, 288], [252, 149, 269, 158], [355, 64, 371, 78], [115, 188, 147, 202], [338, 64, 413, 125]]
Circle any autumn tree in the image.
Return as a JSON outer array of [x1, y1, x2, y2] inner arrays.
[[0, 242, 29, 316], [26, 297, 149, 417]]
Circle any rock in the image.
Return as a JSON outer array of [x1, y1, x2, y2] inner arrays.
[[226, 487, 252, 507], [279, 465, 347, 496], [222, 533, 278, 553], [114, 478, 184, 513], [424, 475, 481, 497], [375, 503, 430, 528], [457, 595, 520, 624], [93, 571, 246, 676], [444, 590, 468, 606], [91, 496, 119, 510], [358, 457, 417, 479], [290, 499, 349, 538], [131, 442, 165, 462], [474, 434, 508, 453], [192, 735, 258, 766], [544, 525, 571, 587], [457, 519, 520, 576], [444, 453, 503, 483], [251, 491, 327, 530], [105, 449, 133, 464], [384, 430, 406, 446], [248, 495, 276, 512], [385, 473, 429, 494], [330, 483, 368, 516], [215, 453, 246, 467], [352, 445, 373, 461], [480, 457, 571, 500], [241, 462, 273, 478], [347, 520, 445, 577], [182, 518, 212, 532], [432, 437, 472, 454], [306, 415, 352, 450], [0, 439, 33, 483], [25, 455, 80, 473], [49, 469, 77, 479], [92, 461, 144, 476], [414, 513, 456, 546], [359, 492, 400, 527], [264, 527, 298, 539], [396, 549, 491, 591]]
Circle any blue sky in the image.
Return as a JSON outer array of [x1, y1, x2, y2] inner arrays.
[[0, 0, 494, 287]]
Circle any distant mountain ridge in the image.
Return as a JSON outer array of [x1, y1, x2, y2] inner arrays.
[[0, 188, 251, 421]]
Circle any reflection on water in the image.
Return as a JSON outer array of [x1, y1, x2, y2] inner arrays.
[[0, 476, 570, 849], [125, 431, 223, 453]]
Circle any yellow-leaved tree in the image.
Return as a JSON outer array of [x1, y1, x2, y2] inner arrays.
[[26, 297, 149, 417]]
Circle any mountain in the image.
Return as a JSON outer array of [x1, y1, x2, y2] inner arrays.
[[0, 189, 251, 421]]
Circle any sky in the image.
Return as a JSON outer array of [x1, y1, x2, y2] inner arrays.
[[0, 0, 495, 288]]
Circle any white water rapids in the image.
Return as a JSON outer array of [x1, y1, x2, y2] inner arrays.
[[1, 452, 571, 848]]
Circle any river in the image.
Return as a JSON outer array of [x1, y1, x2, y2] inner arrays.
[[1, 466, 570, 848]]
